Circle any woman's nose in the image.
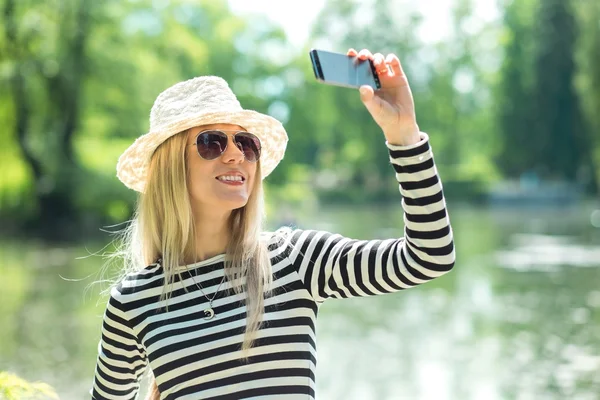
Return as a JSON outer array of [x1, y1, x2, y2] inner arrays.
[[221, 136, 245, 163]]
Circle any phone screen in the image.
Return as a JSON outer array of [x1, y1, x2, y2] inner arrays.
[[310, 49, 381, 90]]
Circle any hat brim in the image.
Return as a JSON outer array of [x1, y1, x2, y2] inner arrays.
[[116, 110, 288, 192]]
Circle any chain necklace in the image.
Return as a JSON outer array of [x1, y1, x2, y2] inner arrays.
[[157, 257, 226, 320], [192, 273, 226, 320]]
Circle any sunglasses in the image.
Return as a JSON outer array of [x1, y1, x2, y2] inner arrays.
[[191, 130, 261, 162]]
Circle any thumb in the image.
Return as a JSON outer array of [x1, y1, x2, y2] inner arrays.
[[359, 85, 374, 103], [359, 85, 383, 119]]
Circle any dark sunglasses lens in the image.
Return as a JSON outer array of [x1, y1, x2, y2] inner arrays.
[[235, 132, 261, 162], [196, 131, 227, 160]]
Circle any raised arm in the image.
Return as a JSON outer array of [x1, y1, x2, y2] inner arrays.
[[281, 133, 454, 302]]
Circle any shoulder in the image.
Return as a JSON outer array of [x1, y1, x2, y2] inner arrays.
[[262, 225, 297, 246], [262, 226, 340, 251], [110, 262, 164, 303]]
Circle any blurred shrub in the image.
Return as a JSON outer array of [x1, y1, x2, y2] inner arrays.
[[0, 372, 59, 400]]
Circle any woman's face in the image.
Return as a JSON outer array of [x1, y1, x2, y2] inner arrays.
[[186, 123, 258, 214]]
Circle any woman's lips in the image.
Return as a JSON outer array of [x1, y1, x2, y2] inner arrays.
[[217, 179, 244, 186]]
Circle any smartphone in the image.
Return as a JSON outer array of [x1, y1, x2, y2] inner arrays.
[[309, 49, 381, 90]]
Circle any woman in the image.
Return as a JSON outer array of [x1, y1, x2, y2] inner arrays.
[[91, 48, 455, 400]]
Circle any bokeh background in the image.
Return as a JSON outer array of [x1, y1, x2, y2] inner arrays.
[[1, 0, 600, 399]]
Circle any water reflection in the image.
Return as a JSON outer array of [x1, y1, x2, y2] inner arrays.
[[495, 233, 600, 271], [0, 203, 599, 399]]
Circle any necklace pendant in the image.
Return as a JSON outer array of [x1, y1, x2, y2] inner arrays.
[[203, 308, 215, 320]]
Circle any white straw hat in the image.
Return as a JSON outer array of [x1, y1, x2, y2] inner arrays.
[[116, 76, 289, 192]]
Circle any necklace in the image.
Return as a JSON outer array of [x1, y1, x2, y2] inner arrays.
[[193, 274, 226, 320], [158, 257, 227, 320]]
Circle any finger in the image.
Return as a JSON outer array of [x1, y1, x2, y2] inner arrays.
[[372, 53, 385, 66], [347, 48, 358, 56], [358, 48, 373, 60], [372, 53, 387, 74], [385, 53, 404, 77]]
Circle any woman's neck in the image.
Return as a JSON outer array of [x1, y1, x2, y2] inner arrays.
[[186, 208, 231, 264]]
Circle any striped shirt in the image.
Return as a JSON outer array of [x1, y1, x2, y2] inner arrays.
[[91, 133, 455, 399]]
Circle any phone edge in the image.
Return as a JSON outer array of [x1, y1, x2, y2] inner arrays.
[[309, 49, 324, 81], [368, 58, 382, 89]]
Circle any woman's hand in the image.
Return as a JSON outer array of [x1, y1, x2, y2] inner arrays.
[[348, 48, 421, 146]]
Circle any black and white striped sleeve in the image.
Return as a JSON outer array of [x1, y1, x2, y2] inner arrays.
[[282, 132, 455, 303], [91, 286, 147, 400]]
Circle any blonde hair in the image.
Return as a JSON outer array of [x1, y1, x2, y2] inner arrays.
[[112, 129, 273, 355]]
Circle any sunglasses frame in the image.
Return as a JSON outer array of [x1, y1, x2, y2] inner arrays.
[[190, 129, 261, 162]]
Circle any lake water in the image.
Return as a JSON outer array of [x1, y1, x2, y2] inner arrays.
[[1, 203, 600, 399]]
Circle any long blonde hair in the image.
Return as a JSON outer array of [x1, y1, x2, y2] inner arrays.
[[111, 130, 273, 396]]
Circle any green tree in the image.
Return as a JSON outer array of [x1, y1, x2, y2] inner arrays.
[[427, 0, 502, 190], [495, 0, 538, 178], [530, 0, 595, 187], [496, 0, 597, 190], [2, 0, 94, 233], [0, 0, 291, 236], [573, 0, 600, 192]]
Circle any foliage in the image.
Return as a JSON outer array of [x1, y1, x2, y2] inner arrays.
[[0, 0, 599, 238], [573, 0, 600, 190], [495, 0, 597, 190], [0, 372, 59, 400]]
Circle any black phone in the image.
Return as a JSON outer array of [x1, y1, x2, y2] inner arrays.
[[309, 49, 381, 90]]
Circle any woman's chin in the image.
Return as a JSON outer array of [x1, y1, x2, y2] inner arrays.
[[189, 188, 250, 212], [216, 194, 249, 210]]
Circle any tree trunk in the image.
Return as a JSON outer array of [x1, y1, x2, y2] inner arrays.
[[4, 0, 43, 184], [3, 0, 93, 238]]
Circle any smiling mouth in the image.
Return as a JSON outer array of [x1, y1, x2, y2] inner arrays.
[[215, 175, 246, 187], [216, 176, 245, 183]]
